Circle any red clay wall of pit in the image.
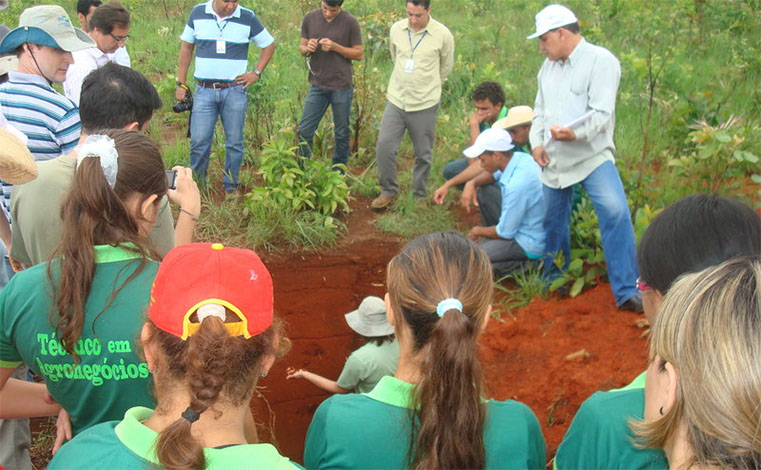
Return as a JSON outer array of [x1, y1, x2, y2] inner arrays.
[[251, 239, 399, 462]]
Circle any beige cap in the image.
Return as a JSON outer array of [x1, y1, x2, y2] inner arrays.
[[0, 128, 37, 185], [0, 5, 95, 54], [493, 106, 534, 130]]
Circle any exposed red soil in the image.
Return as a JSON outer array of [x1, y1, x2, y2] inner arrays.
[[28, 199, 649, 467], [251, 199, 650, 466]]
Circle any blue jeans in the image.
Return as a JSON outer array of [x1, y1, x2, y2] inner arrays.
[[543, 161, 639, 306], [297, 85, 353, 167], [442, 157, 469, 189], [190, 84, 248, 192]]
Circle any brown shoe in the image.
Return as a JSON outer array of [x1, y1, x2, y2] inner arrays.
[[370, 194, 395, 211]]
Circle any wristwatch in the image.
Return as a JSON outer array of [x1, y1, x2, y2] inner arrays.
[[254, 69, 262, 77]]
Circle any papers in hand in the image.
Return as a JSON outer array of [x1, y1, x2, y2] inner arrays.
[[563, 109, 595, 129]]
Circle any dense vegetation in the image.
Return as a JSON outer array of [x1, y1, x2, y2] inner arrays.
[[2, 0, 759, 256]]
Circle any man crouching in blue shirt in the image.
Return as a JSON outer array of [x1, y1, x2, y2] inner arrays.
[[461, 128, 545, 275]]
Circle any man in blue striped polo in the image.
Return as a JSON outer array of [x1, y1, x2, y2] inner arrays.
[[176, 0, 276, 195], [0, 5, 94, 161]]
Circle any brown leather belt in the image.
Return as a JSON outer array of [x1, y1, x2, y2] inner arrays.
[[197, 80, 238, 89]]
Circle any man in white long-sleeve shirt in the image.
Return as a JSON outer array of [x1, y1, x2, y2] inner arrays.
[[527, 4, 641, 312], [75, 0, 132, 67], [64, 1, 130, 105]]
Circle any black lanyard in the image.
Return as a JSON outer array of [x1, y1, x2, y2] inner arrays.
[[407, 29, 427, 57]]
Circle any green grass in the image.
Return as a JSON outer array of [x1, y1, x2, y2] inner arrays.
[[493, 264, 550, 318]]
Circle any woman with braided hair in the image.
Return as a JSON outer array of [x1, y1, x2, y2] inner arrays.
[[304, 231, 546, 469], [49, 243, 299, 469]]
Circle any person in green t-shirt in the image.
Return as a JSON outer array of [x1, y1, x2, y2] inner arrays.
[[305, 231, 546, 469], [49, 243, 300, 470], [441, 81, 509, 185], [633, 257, 761, 469], [555, 194, 761, 470], [286, 295, 399, 394], [0, 130, 199, 451]]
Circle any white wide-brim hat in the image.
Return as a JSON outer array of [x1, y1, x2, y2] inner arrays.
[[344, 296, 395, 337]]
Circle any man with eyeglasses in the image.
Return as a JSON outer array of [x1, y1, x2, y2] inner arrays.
[[370, 0, 454, 210], [64, 1, 130, 105], [75, 0, 132, 68]]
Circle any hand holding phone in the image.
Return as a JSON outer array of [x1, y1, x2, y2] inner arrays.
[[166, 170, 178, 190]]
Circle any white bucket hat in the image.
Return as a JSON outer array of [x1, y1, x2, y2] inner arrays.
[[526, 4, 578, 39], [0, 5, 95, 54], [344, 296, 394, 337], [463, 128, 514, 159]]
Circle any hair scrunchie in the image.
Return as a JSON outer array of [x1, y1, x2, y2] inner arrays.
[[181, 406, 200, 424], [76, 134, 119, 188], [436, 298, 463, 317]]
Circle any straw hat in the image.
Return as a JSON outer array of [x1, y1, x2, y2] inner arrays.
[[0, 128, 37, 184], [492, 105, 534, 130]]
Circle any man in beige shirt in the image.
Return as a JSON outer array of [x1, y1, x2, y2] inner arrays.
[[371, 0, 454, 210]]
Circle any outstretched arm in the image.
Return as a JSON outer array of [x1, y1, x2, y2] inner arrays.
[[286, 367, 350, 394]]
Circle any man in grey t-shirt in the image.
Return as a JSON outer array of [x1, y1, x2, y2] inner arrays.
[[297, 0, 363, 169]]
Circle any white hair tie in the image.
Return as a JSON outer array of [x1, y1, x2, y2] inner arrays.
[[76, 134, 119, 188]]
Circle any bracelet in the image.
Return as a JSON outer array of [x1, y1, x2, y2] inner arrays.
[[179, 207, 199, 222]]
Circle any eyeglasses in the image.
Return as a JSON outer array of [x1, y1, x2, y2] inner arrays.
[[636, 277, 653, 293], [109, 33, 130, 44]]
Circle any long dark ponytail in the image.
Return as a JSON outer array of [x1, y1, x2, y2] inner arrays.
[[47, 129, 167, 360], [387, 231, 494, 469]]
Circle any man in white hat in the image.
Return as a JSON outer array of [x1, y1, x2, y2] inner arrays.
[[527, 4, 641, 311], [433, 105, 534, 223], [0, 5, 94, 161], [457, 128, 545, 275]]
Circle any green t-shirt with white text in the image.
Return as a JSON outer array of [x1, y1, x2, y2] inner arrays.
[[0, 245, 157, 434]]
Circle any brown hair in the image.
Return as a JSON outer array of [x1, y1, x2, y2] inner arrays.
[[386, 231, 493, 469], [145, 315, 290, 470], [631, 256, 761, 469], [89, 1, 130, 34], [46, 129, 167, 360]]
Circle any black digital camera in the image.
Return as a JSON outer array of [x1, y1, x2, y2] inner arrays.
[[172, 92, 193, 113]]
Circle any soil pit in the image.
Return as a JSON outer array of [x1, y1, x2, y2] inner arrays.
[[253, 222, 649, 465]]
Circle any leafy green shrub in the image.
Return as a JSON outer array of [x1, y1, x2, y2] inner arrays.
[[668, 115, 760, 193], [241, 135, 351, 249]]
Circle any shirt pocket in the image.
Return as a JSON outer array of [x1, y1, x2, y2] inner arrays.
[[570, 69, 588, 96]]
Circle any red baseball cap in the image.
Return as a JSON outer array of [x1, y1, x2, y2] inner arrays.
[[148, 243, 273, 340]]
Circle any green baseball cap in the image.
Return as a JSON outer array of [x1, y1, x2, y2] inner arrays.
[[0, 5, 94, 54]]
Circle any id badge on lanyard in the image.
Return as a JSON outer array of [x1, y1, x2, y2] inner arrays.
[[216, 18, 228, 55], [405, 30, 427, 73]]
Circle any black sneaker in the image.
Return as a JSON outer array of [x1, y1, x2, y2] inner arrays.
[[619, 295, 644, 313]]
